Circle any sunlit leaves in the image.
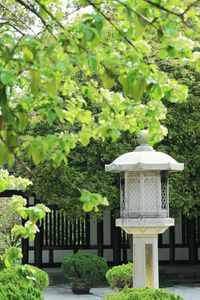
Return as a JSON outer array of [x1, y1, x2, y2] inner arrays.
[[23, 47, 34, 62], [0, 169, 32, 192], [0, 169, 50, 268], [0, 68, 14, 86], [0, 0, 198, 168], [1, 247, 23, 268], [80, 189, 109, 212], [101, 70, 115, 89], [30, 69, 40, 96]]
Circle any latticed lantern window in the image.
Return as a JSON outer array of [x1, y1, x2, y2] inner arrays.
[[161, 172, 168, 210], [120, 173, 126, 212]]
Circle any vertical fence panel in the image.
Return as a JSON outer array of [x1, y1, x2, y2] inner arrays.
[[1, 191, 199, 267]]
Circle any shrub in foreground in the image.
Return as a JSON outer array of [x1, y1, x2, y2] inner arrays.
[[103, 287, 184, 300], [0, 283, 43, 300], [106, 262, 133, 289], [0, 264, 49, 291], [61, 253, 108, 294], [61, 253, 108, 285]]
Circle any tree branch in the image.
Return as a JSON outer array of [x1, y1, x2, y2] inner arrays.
[[86, 0, 138, 52], [143, 0, 200, 31], [183, 0, 200, 14], [34, 0, 65, 29], [15, 0, 53, 36], [0, 3, 35, 35], [116, 0, 158, 30], [0, 136, 33, 175], [0, 21, 25, 36], [143, 0, 182, 17]]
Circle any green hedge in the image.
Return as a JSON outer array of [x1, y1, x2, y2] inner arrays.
[[106, 263, 133, 289], [0, 264, 49, 291], [0, 283, 43, 300], [103, 287, 184, 300], [61, 253, 108, 285], [104, 288, 184, 300]]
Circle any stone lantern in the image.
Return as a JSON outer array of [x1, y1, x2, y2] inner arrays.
[[105, 132, 184, 288]]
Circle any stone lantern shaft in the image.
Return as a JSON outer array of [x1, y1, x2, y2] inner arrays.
[[105, 133, 184, 288]]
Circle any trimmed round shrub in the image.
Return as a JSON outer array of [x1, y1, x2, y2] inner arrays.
[[0, 283, 43, 300], [0, 264, 49, 291], [106, 262, 133, 289], [22, 264, 49, 291], [103, 287, 184, 300], [61, 253, 108, 285]]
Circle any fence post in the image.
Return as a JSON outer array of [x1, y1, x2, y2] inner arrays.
[[34, 223, 43, 268], [111, 215, 121, 265], [97, 220, 104, 257], [188, 218, 196, 264], [22, 216, 29, 264], [169, 226, 175, 263]]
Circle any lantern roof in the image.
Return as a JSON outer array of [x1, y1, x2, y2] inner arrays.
[[105, 132, 184, 173]]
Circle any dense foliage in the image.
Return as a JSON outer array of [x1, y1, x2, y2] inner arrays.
[[19, 61, 200, 218], [157, 64, 200, 217], [0, 264, 49, 291], [61, 253, 108, 285], [103, 287, 184, 300], [0, 283, 43, 300], [0, 0, 199, 211], [106, 262, 133, 290], [0, 197, 20, 255], [0, 169, 50, 283], [16, 129, 136, 217]]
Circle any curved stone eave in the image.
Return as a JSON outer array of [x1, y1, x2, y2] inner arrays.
[[105, 162, 184, 173]]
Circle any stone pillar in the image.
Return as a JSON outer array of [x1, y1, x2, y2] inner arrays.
[[132, 234, 159, 288], [116, 218, 174, 289]]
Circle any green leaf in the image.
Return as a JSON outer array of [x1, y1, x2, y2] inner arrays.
[[132, 79, 147, 101], [30, 69, 40, 96], [0, 141, 9, 166], [45, 75, 58, 96], [0, 71, 13, 85], [29, 141, 45, 165], [23, 47, 34, 62], [78, 110, 92, 124], [0, 178, 6, 192], [101, 71, 115, 89], [119, 73, 146, 99], [80, 189, 109, 213]]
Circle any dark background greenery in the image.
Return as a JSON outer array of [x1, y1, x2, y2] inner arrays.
[[157, 63, 200, 218]]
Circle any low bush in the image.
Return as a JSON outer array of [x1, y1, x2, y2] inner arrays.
[[106, 262, 133, 289], [22, 264, 49, 291], [0, 283, 43, 300], [103, 287, 184, 300], [0, 264, 49, 291], [61, 253, 108, 285]]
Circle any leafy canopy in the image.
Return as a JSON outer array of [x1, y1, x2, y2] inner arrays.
[[0, 0, 199, 168], [0, 0, 199, 212]]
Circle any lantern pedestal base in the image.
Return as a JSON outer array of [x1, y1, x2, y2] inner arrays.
[[116, 218, 174, 288]]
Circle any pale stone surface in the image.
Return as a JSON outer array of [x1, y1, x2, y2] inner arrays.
[[44, 285, 200, 300], [105, 137, 184, 291], [132, 235, 159, 288], [105, 144, 184, 173], [116, 218, 174, 232]]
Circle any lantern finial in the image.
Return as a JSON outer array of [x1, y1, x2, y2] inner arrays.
[[135, 130, 155, 152], [137, 129, 149, 145]]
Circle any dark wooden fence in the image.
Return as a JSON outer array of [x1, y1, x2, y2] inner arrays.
[[1, 190, 200, 268]]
